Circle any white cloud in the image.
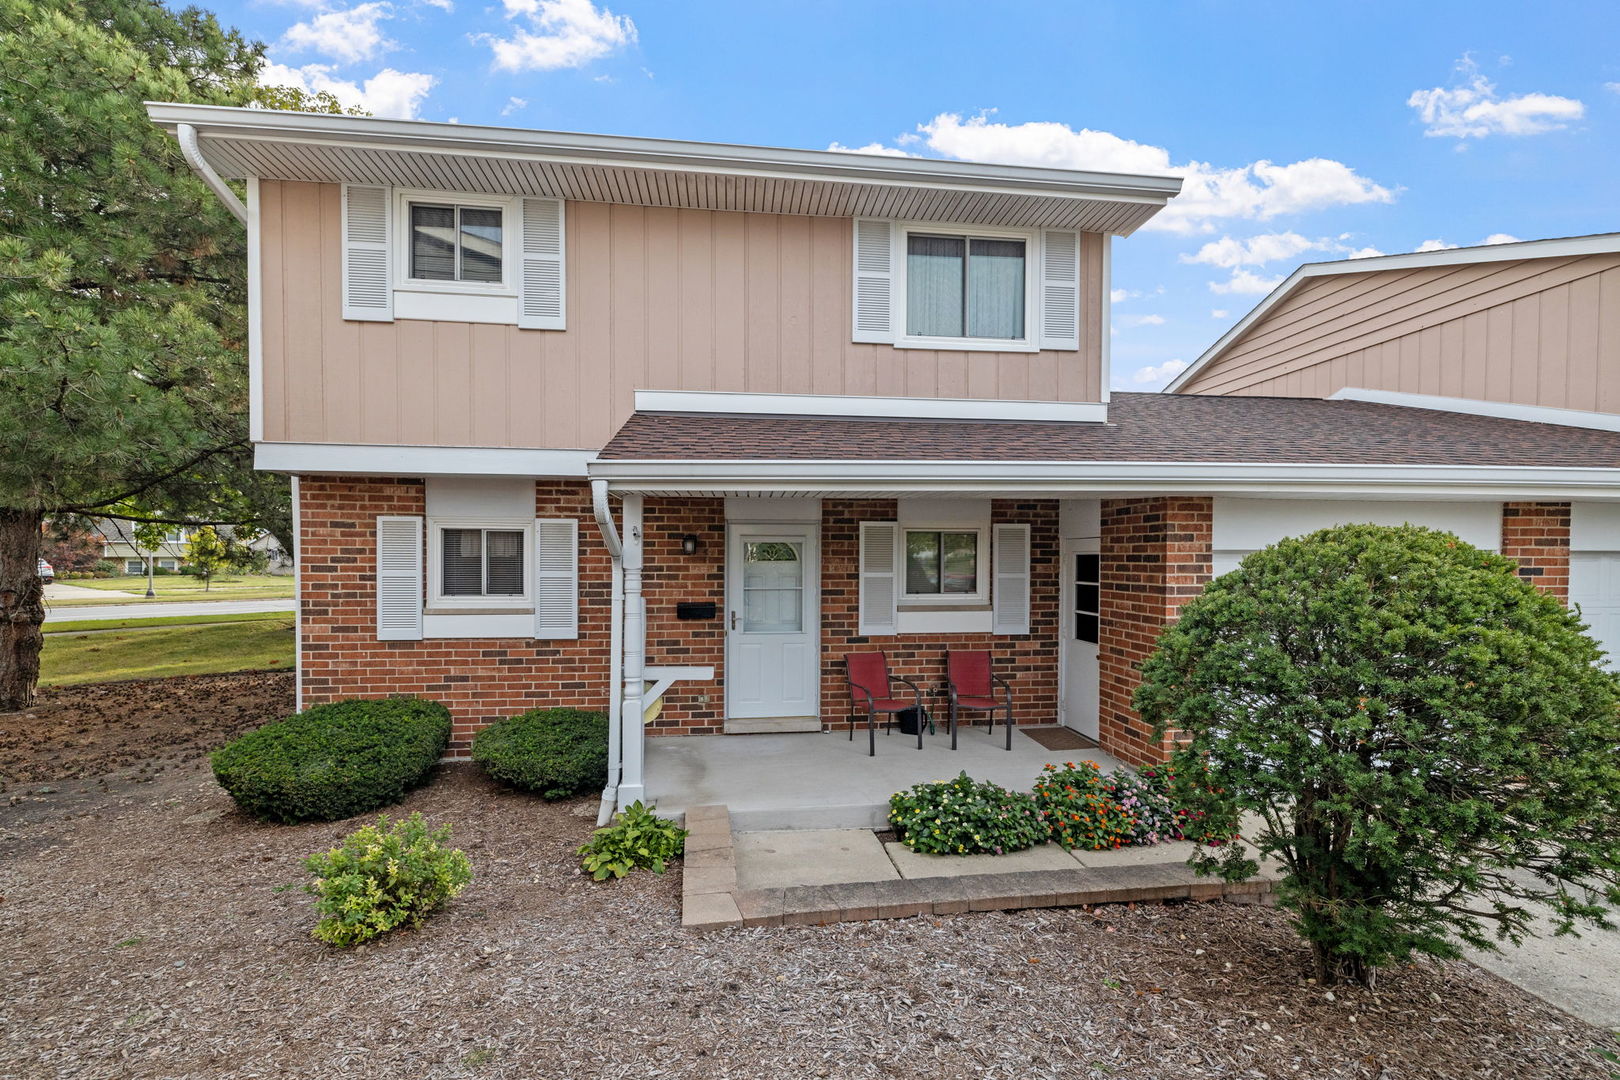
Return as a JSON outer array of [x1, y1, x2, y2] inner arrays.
[[827, 142, 916, 158], [281, 2, 396, 64], [1482, 233, 1521, 245], [1120, 313, 1166, 327], [1344, 246, 1385, 259], [1180, 231, 1323, 269], [500, 96, 527, 116], [1132, 360, 1188, 385], [1110, 288, 1137, 303], [1407, 71, 1583, 139], [480, 0, 636, 72], [855, 112, 1393, 235], [1415, 233, 1522, 252], [421, 0, 453, 8], [258, 61, 435, 119], [1209, 269, 1284, 295], [1415, 239, 1458, 252], [1607, 82, 1620, 94], [1210, 309, 1229, 319]]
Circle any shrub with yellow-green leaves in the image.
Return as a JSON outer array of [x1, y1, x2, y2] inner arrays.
[[302, 813, 472, 947]]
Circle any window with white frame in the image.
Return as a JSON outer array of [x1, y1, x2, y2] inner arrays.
[[430, 524, 530, 607], [905, 232, 1027, 341], [407, 201, 505, 285], [903, 528, 987, 604]]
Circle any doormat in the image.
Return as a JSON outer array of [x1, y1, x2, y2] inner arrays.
[[1021, 726, 1100, 751]]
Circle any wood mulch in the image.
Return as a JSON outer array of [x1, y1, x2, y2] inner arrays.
[[2, 676, 1617, 1079]]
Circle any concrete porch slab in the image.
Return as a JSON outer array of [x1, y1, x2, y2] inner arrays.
[[735, 829, 898, 890], [648, 727, 1118, 831], [882, 840, 1082, 879]]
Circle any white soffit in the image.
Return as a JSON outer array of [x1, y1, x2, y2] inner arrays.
[[633, 389, 1109, 424], [146, 103, 1181, 235], [1166, 231, 1620, 393], [1329, 388, 1620, 433]]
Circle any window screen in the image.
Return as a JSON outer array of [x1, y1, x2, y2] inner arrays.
[[906, 234, 1026, 340], [411, 203, 503, 284], [905, 531, 980, 595], [441, 528, 524, 598]]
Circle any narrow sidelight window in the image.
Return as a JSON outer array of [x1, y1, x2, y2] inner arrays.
[[410, 203, 503, 284]]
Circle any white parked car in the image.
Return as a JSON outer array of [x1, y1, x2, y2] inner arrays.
[[37, 558, 54, 582]]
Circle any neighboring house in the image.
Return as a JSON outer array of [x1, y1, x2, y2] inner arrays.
[[1166, 234, 1620, 669], [151, 104, 1620, 816], [97, 521, 192, 575], [96, 521, 291, 575]]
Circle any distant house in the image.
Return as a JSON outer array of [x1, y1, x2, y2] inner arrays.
[[96, 520, 290, 575]]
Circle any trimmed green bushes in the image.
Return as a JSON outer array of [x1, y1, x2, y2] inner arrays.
[[472, 707, 608, 799], [889, 772, 1046, 855], [212, 698, 451, 823]]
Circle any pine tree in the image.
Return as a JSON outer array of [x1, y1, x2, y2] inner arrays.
[[0, 0, 264, 707]]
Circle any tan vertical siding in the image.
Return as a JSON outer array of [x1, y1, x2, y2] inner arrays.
[[258, 181, 1106, 449], [1178, 253, 1620, 413]]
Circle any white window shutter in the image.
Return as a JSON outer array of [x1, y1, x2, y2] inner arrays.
[[534, 518, 579, 639], [376, 515, 422, 641], [519, 197, 566, 330], [858, 521, 898, 636], [1039, 230, 1081, 350], [992, 523, 1031, 636], [852, 218, 896, 343], [342, 184, 392, 322]]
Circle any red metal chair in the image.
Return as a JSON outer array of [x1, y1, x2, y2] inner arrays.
[[947, 650, 1014, 751], [844, 652, 924, 756]]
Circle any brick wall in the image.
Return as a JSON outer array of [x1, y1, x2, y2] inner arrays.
[[818, 498, 1061, 738], [1501, 501, 1571, 601], [641, 498, 727, 735], [298, 477, 732, 750], [1097, 497, 1213, 767]]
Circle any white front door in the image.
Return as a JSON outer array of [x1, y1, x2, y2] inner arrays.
[[725, 523, 820, 732], [1060, 536, 1100, 738], [1571, 552, 1620, 671]]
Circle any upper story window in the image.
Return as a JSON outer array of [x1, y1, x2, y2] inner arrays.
[[408, 202, 505, 285], [906, 234, 1026, 341], [851, 219, 1078, 355]]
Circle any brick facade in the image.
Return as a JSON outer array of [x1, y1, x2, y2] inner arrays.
[[818, 499, 1062, 737], [1501, 501, 1572, 601], [1096, 497, 1214, 767]]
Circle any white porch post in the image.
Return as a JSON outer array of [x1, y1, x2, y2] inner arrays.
[[618, 494, 647, 806]]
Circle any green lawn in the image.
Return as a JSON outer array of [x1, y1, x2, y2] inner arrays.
[[40, 618, 296, 687], [44, 610, 294, 634], [49, 573, 295, 606]]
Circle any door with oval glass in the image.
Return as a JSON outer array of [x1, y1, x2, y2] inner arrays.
[[725, 523, 820, 732]]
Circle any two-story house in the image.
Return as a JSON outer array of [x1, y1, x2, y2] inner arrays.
[[151, 104, 1620, 823]]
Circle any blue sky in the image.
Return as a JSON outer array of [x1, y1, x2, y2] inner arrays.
[[224, 0, 1620, 389]]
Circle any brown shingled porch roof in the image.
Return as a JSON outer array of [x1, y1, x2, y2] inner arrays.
[[598, 392, 1620, 469]]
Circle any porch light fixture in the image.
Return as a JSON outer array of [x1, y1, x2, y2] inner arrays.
[[680, 534, 700, 556]]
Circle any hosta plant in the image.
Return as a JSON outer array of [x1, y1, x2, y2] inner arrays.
[[577, 801, 687, 880], [1031, 761, 1137, 851], [889, 772, 1046, 856], [303, 813, 472, 947]]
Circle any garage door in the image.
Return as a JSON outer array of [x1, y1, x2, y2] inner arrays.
[[1570, 553, 1620, 671]]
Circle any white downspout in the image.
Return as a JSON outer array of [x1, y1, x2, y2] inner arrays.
[[591, 480, 624, 826], [175, 124, 248, 226]]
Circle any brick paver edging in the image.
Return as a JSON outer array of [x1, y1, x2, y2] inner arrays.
[[679, 804, 1277, 932]]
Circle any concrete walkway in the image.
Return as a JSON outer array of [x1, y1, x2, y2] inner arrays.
[[43, 582, 140, 600], [46, 598, 295, 622], [681, 807, 1277, 931]]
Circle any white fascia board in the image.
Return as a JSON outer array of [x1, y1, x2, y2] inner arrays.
[[588, 458, 1620, 500], [1329, 387, 1620, 433], [256, 442, 597, 478], [633, 389, 1108, 424], [145, 102, 1183, 205], [1166, 231, 1620, 394]]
